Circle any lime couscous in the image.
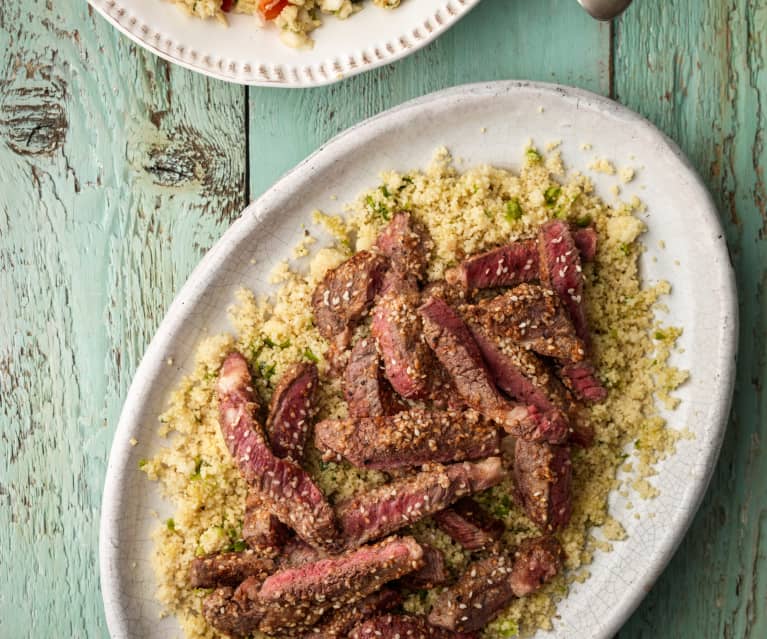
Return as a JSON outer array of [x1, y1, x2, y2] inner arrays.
[[170, 0, 403, 49], [141, 146, 689, 638]]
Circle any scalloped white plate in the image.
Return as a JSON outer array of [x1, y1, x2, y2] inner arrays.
[[88, 0, 481, 86], [100, 82, 737, 638]]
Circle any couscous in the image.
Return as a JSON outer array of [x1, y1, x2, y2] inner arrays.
[[169, 0, 403, 49], [141, 146, 688, 638]]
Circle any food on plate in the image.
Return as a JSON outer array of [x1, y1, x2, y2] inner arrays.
[[169, 0, 404, 49], [142, 146, 689, 638]]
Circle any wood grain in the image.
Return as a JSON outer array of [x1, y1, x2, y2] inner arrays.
[[614, 1, 767, 637], [0, 1, 245, 635]]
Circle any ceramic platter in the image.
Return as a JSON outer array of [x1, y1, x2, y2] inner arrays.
[[100, 82, 737, 638], [88, 0, 481, 87]]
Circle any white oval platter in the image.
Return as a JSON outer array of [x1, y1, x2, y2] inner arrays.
[[100, 81, 738, 638], [88, 0, 481, 87]]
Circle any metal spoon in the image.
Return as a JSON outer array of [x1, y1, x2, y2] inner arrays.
[[578, 0, 633, 20]]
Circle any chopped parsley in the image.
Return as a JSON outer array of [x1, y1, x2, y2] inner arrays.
[[525, 148, 542, 163], [303, 347, 319, 363], [137, 458, 149, 470], [258, 361, 276, 381], [654, 330, 667, 340], [166, 518, 176, 532], [576, 214, 593, 228], [619, 243, 631, 255], [379, 185, 391, 198], [365, 195, 390, 221], [544, 186, 562, 207], [505, 198, 523, 221], [190, 457, 204, 480]]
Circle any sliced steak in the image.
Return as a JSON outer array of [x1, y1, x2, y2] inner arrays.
[[419, 297, 557, 441], [423, 536, 562, 633], [400, 544, 450, 589], [509, 536, 564, 597], [572, 226, 598, 262], [305, 589, 402, 639], [432, 497, 504, 551], [311, 250, 388, 354], [419, 296, 526, 422], [465, 283, 586, 362], [513, 439, 572, 532], [279, 537, 327, 568], [337, 458, 505, 548], [423, 279, 467, 309], [558, 360, 608, 403], [257, 536, 424, 608], [446, 239, 539, 292], [428, 553, 516, 633], [538, 220, 590, 345], [344, 336, 405, 418], [189, 552, 275, 589], [217, 352, 338, 551], [203, 586, 265, 638], [375, 211, 432, 281], [372, 273, 432, 399], [467, 321, 570, 444], [266, 362, 318, 463], [351, 614, 478, 639], [314, 408, 500, 470], [242, 491, 289, 556]]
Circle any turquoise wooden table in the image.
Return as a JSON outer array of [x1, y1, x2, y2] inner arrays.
[[1, 0, 765, 636]]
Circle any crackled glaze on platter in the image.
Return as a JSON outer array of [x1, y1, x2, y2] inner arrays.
[[99, 82, 737, 638], [87, 0, 481, 86]]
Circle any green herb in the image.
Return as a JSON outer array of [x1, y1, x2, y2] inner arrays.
[[505, 198, 523, 221], [166, 518, 176, 532], [231, 540, 247, 553], [279, 339, 291, 348], [473, 184, 479, 194], [484, 208, 493, 219], [544, 186, 561, 207], [365, 195, 390, 221], [525, 148, 542, 163], [397, 175, 414, 191], [137, 459, 148, 470], [654, 330, 667, 340], [259, 361, 276, 381], [263, 337, 277, 348], [634, 439, 643, 450], [190, 457, 204, 480], [493, 494, 511, 518], [619, 243, 631, 255], [576, 214, 593, 228], [303, 348, 319, 363], [554, 208, 568, 220], [619, 452, 630, 462], [379, 185, 391, 198]]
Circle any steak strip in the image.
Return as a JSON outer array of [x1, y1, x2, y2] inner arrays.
[[315, 408, 501, 470], [256, 536, 424, 607], [513, 438, 572, 532], [432, 497, 505, 551], [217, 352, 338, 551], [337, 458, 506, 548], [304, 589, 403, 639], [266, 362, 318, 463], [428, 537, 563, 633], [344, 336, 404, 418], [189, 552, 275, 589], [311, 250, 388, 355]]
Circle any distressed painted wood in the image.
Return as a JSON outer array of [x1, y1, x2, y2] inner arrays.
[[614, 1, 767, 638], [0, 1, 245, 635], [0, 0, 765, 637]]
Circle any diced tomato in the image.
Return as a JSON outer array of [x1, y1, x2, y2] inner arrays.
[[221, 0, 233, 11], [258, 0, 289, 20]]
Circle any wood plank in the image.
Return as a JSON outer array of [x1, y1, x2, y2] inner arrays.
[[614, 1, 767, 637], [247, 0, 611, 197], [0, 0, 246, 634]]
